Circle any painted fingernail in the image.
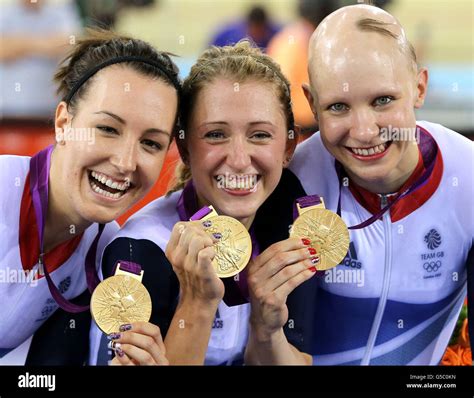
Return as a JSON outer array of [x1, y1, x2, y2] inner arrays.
[[119, 324, 132, 332], [309, 266, 317, 273], [107, 332, 121, 340], [114, 343, 124, 357], [308, 247, 317, 255], [311, 256, 320, 265], [213, 232, 222, 240], [302, 238, 311, 246], [202, 220, 212, 227]]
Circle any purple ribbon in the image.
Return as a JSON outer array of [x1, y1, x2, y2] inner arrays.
[[336, 126, 439, 229], [30, 145, 104, 313], [176, 181, 256, 306], [117, 260, 142, 275], [292, 194, 322, 220]]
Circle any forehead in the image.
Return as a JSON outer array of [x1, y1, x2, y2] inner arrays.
[[311, 33, 415, 102], [82, 66, 176, 110], [193, 78, 285, 121]]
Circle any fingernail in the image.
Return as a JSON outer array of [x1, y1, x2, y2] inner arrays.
[[302, 238, 311, 246], [311, 256, 320, 265], [213, 232, 222, 240], [119, 324, 132, 332], [308, 247, 317, 255], [107, 332, 121, 340], [309, 266, 317, 273], [202, 220, 212, 227], [114, 343, 124, 357]]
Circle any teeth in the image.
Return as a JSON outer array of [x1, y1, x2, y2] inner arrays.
[[90, 171, 130, 191], [217, 174, 259, 190], [351, 143, 387, 156], [90, 181, 123, 199]]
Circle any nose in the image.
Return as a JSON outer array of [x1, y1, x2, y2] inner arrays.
[[226, 136, 252, 171], [110, 137, 138, 175], [349, 108, 379, 143]]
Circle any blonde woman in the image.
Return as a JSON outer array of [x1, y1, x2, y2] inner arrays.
[[93, 42, 319, 365]]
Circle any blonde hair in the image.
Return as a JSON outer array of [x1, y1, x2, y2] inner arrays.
[[356, 17, 418, 70], [168, 40, 294, 194]]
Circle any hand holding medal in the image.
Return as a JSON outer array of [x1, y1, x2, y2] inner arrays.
[[192, 206, 252, 278], [91, 261, 152, 335], [91, 261, 170, 365], [290, 195, 350, 271]]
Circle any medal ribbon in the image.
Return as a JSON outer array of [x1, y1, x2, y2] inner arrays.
[[30, 145, 104, 313], [116, 261, 142, 276], [336, 126, 439, 229], [292, 195, 323, 220], [177, 181, 257, 306]]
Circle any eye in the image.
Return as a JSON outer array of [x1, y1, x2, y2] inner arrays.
[[96, 125, 118, 135], [204, 131, 226, 140], [250, 131, 272, 140], [141, 139, 163, 151], [328, 103, 348, 112], [373, 96, 394, 106]]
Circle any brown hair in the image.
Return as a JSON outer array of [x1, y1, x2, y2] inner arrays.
[[54, 28, 181, 114], [169, 40, 295, 194]]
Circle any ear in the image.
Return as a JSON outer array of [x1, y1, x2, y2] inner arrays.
[[414, 67, 429, 109], [54, 101, 70, 145], [302, 83, 319, 125], [283, 125, 299, 168]]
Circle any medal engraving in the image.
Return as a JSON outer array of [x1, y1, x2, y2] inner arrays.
[[203, 215, 252, 278], [291, 208, 350, 271], [91, 274, 152, 334]]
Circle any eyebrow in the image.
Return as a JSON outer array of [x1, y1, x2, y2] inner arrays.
[[94, 110, 171, 136], [319, 89, 400, 107], [197, 120, 276, 129]]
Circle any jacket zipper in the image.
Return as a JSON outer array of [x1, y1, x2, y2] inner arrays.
[[361, 194, 393, 365]]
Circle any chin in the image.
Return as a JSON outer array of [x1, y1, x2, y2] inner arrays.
[[219, 201, 259, 221]]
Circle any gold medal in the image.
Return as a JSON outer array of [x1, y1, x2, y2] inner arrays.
[[90, 262, 152, 334], [197, 207, 252, 278], [290, 197, 350, 271]]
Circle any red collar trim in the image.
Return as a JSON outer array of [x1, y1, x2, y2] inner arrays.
[[19, 173, 84, 275], [347, 127, 444, 222]]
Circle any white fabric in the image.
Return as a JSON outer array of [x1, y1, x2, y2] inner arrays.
[[0, 154, 119, 364]]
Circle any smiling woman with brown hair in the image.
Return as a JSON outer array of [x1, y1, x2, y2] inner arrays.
[[0, 28, 180, 365]]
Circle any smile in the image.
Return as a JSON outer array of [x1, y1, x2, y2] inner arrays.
[[346, 141, 392, 160], [88, 170, 132, 200], [214, 174, 261, 195]]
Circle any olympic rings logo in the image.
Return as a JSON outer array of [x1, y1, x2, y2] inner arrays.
[[423, 261, 442, 272]]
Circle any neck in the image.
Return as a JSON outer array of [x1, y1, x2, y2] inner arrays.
[[348, 143, 420, 194], [43, 148, 90, 253]]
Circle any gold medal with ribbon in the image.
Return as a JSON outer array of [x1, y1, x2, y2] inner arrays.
[[290, 195, 350, 271], [191, 206, 252, 278], [90, 261, 152, 334]]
